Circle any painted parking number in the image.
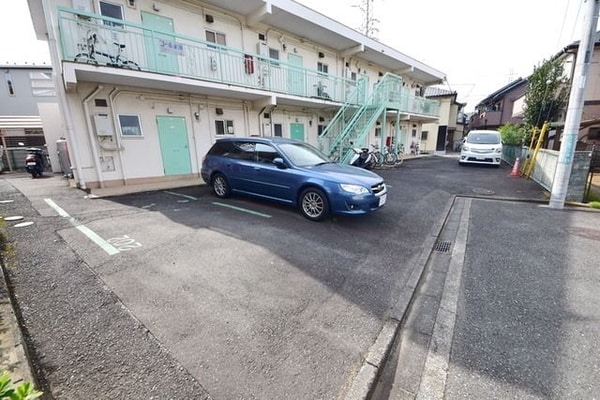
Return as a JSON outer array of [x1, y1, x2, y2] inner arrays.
[[107, 235, 142, 251]]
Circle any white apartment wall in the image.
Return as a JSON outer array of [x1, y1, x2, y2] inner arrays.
[[66, 84, 210, 186], [67, 81, 328, 187], [37, 103, 64, 173], [1, 68, 51, 115], [421, 97, 450, 152]]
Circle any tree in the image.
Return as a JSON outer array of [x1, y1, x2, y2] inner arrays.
[[498, 122, 527, 145], [523, 58, 569, 129]]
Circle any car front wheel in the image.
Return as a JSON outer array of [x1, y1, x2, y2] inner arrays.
[[299, 188, 329, 221], [212, 173, 231, 198]]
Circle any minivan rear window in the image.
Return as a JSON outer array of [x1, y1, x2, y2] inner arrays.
[[466, 132, 500, 144]]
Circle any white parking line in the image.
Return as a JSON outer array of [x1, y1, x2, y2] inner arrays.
[[212, 201, 272, 218], [44, 198, 120, 256], [164, 191, 198, 201]]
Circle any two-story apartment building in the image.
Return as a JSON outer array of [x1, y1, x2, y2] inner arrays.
[[421, 87, 465, 154], [28, 0, 446, 193], [0, 64, 62, 172]]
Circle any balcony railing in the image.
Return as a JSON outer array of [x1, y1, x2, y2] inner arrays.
[[56, 7, 439, 116], [471, 110, 503, 128]]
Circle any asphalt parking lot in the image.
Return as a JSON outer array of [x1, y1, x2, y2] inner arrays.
[[0, 156, 555, 399]]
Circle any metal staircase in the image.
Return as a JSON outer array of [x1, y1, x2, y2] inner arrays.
[[318, 73, 403, 163]]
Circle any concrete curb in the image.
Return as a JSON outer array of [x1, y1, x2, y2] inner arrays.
[[343, 196, 456, 399], [0, 257, 36, 386], [416, 198, 471, 399]]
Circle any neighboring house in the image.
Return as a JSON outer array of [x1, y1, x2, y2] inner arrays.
[[0, 64, 62, 172], [470, 31, 600, 150], [27, 0, 446, 193], [470, 77, 528, 132], [422, 87, 465, 154], [552, 30, 600, 150]]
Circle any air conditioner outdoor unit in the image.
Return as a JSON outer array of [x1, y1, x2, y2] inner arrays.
[[257, 42, 268, 57]]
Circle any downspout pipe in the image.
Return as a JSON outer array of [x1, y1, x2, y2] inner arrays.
[[42, 0, 87, 190], [108, 88, 128, 184], [83, 86, 104, 188], [188, 95, 201, 174]]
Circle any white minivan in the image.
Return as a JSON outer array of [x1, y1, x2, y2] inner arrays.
[[458, 130, 503, 167]]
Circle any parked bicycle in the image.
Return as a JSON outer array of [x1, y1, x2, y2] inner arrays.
[[329, 148, 340, 163], [396, 143, 405, 165], [370, 144, 398, 167], [410, 141, 420, 156], [75, 32, 140, 70]]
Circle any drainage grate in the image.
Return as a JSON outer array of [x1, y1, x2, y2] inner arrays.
[[434, 241, 452, 252]]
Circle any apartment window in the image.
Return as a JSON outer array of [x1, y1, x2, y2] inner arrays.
[[30, 72, 56, 97], [421, 131, 428, 141], [4, 72, 15, 96], [269, 48, 279, 65], [215, 120, 234, 135], [274, 123, 283, 137], [205, 30, 226, 46], [118, 114, 143, 136], [375, 126, 382, 137], [412, 129, 417, 137], [317, 62, 329, 75], [99, 1, 123, 27], [350, 71, 357, 81], [317, 125, 325, 136], [25, 129, 44, 135]]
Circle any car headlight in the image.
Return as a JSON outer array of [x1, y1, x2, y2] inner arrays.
[[462, 145, 470, 151], [495, 147, 502, 153], [340, 184, 369, 194]]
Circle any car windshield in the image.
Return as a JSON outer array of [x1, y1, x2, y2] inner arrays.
[[466, 132, 501, 144], [278, 142, 330, 167]]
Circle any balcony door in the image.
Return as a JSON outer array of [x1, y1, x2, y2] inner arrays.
[[142, 12, 179, 74], [287, 54, 305, 96]]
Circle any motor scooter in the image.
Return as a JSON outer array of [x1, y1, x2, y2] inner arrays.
[[349, 147, 376, 169], [24, 147, 46, 178]]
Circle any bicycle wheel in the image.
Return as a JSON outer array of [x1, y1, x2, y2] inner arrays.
[[74, 53, 98, 65], [384, 151, 397, 165], [372, 151, 384, 167], [122, 60, 141, 71]]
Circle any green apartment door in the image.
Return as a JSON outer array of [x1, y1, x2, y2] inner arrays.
[[142, 11, 179, 74], [156, 116, 192, 176], [287, 54, 304, 95], [290, 123, 305, 141]]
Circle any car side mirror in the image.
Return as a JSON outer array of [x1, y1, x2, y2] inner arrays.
[[273, 157, 287, 169]]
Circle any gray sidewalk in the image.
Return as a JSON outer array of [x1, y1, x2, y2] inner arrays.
[[377, 198, 600, 399]]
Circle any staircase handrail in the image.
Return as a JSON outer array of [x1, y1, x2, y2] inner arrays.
[[329, 73, 402, 160]]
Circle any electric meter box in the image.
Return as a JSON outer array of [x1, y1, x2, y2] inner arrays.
[[93, 114, 114, 136]]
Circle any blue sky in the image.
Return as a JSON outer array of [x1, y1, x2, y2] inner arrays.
[[2, 0, 596, 110]]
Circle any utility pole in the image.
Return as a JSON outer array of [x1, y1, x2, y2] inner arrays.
[[355, 0, 379, 39], [549, 0, 600, 208]]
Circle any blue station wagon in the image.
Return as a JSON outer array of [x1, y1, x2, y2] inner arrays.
[[201, 137, 387, 221]]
